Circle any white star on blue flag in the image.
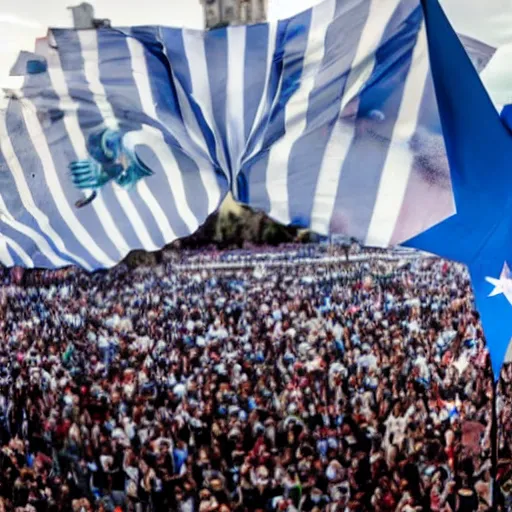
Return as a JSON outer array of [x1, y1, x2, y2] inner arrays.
[[405, 0, 512, 378]]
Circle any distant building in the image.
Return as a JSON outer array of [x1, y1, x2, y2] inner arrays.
[[68, 2, 95, 29], [68, 3, 111, 29], [200, 0, 267, 29], [239, 0, 267, 24]]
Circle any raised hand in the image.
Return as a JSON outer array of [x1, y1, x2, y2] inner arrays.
[[69, 128, 154, 206], [70, 159, 123, 190]]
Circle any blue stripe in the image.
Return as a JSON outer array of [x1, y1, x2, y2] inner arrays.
[[52, 29, 141, 251], [26, 37, 122, 263], [237, 23, 275, 204], [239, 21, 286, 179], [97, 29, 164, 249], [97, 30, 144, 134], [131, 27, 218, 227], [0, 118, 69, 265], [52, 30, 104, 132], [6, 244, 24, 268], [285, 0, 372, 228], [243, 23, 271, 143], [0, 221, 54, 268], [5, 99, 101, 267], [159, 27, 222, 173], [203, 29, 230, 176], [134, 145, 194, 239], [128, 27, 185, 147], [330, 4, 421, 239], [242, 10, 312, 211], [158, 27, 221, 223]]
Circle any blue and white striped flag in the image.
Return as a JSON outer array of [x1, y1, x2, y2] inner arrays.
[[0, 0, 455, 270]]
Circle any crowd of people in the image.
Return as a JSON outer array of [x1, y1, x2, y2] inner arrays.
[[0, 245, 509, 512], [178, 245, 330, 265]]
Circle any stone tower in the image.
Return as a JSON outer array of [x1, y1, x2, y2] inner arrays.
[[200, 0, 268, 29], [68, 2, 111, 29]]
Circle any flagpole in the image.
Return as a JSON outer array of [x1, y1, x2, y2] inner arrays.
[[491, 372, 499, 509]]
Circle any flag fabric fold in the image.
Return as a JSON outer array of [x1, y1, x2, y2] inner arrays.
[[1, 27, 231, 270], [404, 0, 512, 378], [235, 0, 455, 247], [0, 0, 455, 270]]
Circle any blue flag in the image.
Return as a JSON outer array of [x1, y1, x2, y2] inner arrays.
[[0, 0, 455, 270], [404, 0, 512, 378]]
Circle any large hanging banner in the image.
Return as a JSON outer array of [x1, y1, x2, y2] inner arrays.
[[1, 0, 455, 272]]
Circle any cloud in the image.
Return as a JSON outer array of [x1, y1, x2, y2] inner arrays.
[[0, 14, 43, 28], [268, 0, 322, 20]]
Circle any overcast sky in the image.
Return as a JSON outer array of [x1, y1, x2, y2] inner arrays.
[[1, 0, 512, 88]]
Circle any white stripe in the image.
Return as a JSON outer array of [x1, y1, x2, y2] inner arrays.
[[6, 237, 33, 267], [0, 92, 70, 268], [0, 194, 69, 267], [127, 36, 215, 229], [310, 0, 401, 235], [44, 41, 132, 259], [182, 31, 230, 177], [265, 0, 337, 224], [0, 108, 92, 270], [18, 102, 116, 267], [78, 31, 160, 252], [169, 76, 214, 164], [125, 130, 200, 235], [240, 22, 278, 169], [125, 38, 178, 241], [339, 55, 375, 113], [78, 31, 120, 126], [365, 24, 429, 247], [0, 235, 14, 267], [143, 28, 219, 174], [226, 26, 247, 196], [168, 76, 223, 215]]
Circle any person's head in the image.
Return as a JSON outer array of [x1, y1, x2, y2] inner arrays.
[[175, 487, 185, 502], [199, 488, 212, 502]]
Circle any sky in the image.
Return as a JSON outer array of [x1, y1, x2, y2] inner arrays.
[[1, 0, 512, 92]]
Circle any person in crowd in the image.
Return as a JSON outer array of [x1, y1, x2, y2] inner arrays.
[[0, 245, 503, 511]]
